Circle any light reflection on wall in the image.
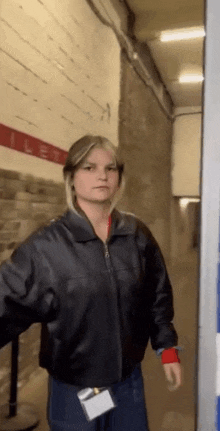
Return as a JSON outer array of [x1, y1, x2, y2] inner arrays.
[[179, 197, 200, 210]]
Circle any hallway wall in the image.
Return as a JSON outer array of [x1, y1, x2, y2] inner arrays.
[[172, 107, 202, 197], [0, 170, 66, 405], [0, 0, 121, 181], [118, 51, 173, 262], [171, 197, 200, 262]]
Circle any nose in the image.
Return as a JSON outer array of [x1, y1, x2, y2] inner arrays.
[[98, 168, 108, 181]]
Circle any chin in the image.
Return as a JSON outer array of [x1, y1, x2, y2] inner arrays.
[[92, 197, 111, 204]]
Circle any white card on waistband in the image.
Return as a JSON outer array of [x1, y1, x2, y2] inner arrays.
[[77, 388, 116, 421]]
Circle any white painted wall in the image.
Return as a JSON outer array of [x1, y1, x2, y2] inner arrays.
[[172, 107, 202, 197], [0, 0, 121, 181]]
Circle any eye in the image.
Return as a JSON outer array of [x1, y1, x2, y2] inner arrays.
[[107, 166, 117, 171], [83, 166, 93, 171]]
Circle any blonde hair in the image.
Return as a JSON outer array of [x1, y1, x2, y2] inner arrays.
[[63, 135, 125, 213]]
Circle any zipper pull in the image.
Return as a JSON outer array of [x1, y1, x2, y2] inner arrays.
[[104, 242, 110, 258]]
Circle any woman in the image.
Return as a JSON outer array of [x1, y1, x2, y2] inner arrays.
[[0, 135, 182, 430]]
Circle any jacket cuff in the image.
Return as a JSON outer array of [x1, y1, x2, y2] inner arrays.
[[156, 345, 182, 358]]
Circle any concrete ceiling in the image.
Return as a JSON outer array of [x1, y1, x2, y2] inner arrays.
[[125, 0, 205, 107]]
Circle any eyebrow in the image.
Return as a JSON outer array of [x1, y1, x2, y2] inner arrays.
[[83, 162, 117, 167]]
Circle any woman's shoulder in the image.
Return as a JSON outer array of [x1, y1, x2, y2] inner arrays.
[[116, 210, 155, 240], [117, 210, 162, 256], [16, 213, 67, 252]]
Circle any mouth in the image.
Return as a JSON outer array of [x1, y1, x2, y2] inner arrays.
[[94, 186, 109, 189]]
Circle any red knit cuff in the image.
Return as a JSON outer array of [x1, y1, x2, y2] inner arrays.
[[161, 348, 181, 364]]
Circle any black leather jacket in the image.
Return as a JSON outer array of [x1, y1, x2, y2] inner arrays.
[[0, 209, 178, 387]]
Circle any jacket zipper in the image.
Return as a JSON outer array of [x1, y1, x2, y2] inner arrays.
[[103, 239, 123, 375], [104, 242, 110, 258], [103, 241, 112, 273]]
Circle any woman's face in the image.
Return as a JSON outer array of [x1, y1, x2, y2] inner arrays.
[[72, 147, 120, 205]]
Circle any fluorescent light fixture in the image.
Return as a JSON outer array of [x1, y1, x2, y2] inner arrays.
[[179, 74, 204, 83], [160, 27, 205, 42]]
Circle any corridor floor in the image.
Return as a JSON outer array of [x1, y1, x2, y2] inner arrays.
[[17, 249, 198, 431]]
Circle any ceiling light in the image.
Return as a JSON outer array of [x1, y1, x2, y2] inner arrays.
[[160, 27, 205, 42], [179, 74, 204, 83]]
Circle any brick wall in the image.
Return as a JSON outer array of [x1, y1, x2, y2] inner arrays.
[[0, 168, 66, 404], [118, 51, 173, 262]]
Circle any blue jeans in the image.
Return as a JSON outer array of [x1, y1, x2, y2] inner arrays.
[[47, 364, 149, 431]]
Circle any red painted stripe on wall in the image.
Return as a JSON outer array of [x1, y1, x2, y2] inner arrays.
[[0, 123, 68, 165]]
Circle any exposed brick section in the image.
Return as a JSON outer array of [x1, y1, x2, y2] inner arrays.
[[0, 232, 14, 241], [1, 221, 21, 230], [0, 168, 66, 405], [118, 52, 173, 262], [0, 169, 20, 180], [0, 243, 7, 253]]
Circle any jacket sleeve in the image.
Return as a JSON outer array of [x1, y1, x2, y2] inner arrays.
[[0, 239, 56, 349], [145, 234, 178, 351]]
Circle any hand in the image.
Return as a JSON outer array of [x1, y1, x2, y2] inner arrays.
[[163, 362, 182, 391]]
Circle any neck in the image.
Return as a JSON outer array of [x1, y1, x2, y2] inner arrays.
[[76, 198, 111, 227]]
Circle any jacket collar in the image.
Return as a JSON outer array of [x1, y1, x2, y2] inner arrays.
[[61, 208, 135, 242]]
